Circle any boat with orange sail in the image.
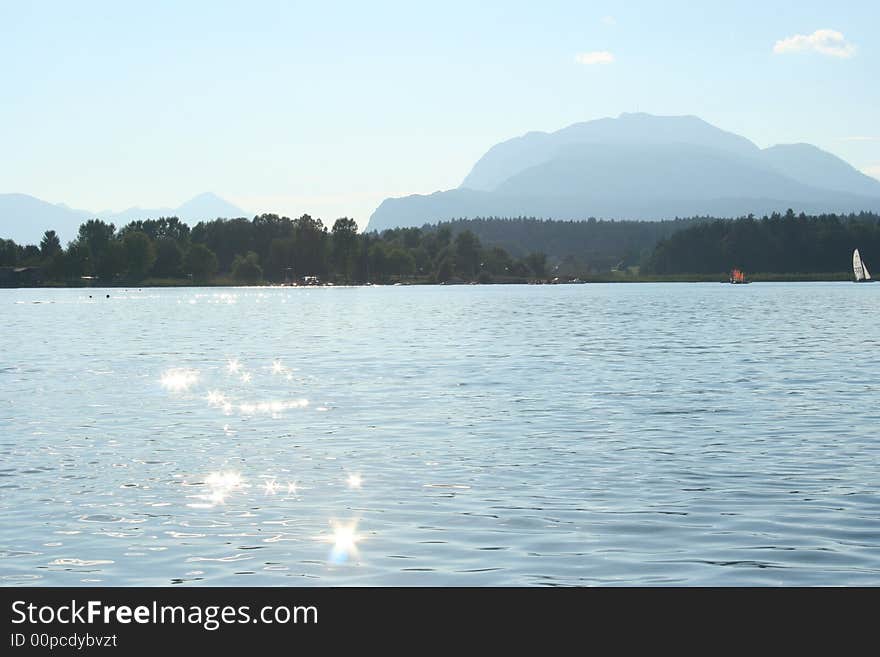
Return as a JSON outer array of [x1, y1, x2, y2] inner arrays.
[[729, 268, 750, 284]]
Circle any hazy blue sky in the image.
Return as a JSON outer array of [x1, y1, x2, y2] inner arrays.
[[2, 1, 878, 228]]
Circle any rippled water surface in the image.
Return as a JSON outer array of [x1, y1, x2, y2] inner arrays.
[[2, 283, 879, 586]]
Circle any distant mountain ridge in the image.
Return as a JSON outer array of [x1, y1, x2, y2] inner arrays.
[[0, 192, 247, 244], [367, 113, 880, 231]]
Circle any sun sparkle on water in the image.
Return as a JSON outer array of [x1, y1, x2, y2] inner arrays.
[[189, 470, 244, 508], [160, 368, 199, 393], [236, 399, 309, 415], [205, 471, 242, 489], [317, 520, 363, 564], [205, 390, 227, 406]]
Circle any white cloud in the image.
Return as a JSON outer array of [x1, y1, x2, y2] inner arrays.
[[862, 165, 880, 181], [773, 29, 856, 58], [601, 16, 616, 26], [575, 51, 615, 65], [841, 136, 880, 142]]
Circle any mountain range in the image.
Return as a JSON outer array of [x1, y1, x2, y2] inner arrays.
[[366, 113, 880, 231], [6, 114, 880, 244], [0, 192, 247, 245]]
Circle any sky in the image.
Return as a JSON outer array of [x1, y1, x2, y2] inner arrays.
[[2, 0, 879, 229]]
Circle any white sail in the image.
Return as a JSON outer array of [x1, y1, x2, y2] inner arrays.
[[864, 260, 872, 280], [853, 249, 865, 280]]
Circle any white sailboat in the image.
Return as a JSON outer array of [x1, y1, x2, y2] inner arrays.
[[853, 249, 874, 282]]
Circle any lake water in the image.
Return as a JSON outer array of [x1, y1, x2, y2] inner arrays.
[[1, 283, 879, 586]]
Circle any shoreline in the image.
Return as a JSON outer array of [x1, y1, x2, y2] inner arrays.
[[0, 272, 855, 289]]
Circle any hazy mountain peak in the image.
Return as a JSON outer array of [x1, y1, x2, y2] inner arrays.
[[0, 192, 249, 245], [760, 143, 880, 197], [368, 114, 880, 232], [191, 191, 221, 200], [460, 112, 759, 192], [176, 192, 246, 219], [0, 194, 91, 245]]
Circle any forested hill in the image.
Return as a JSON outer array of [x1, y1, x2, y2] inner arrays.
[[414, 216, 705, 273], [644, 210, 880, 275]]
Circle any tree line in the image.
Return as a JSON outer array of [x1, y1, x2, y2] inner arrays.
[[643, 210, 880, 274], [0, 214, 551, 285], [3, 209, 879, 285], [432, 216, 706, 274]]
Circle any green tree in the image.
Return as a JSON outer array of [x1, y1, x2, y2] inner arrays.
[[185, 244, 219, 282], [123, 231, 157, 280], [331, 217, 359, 281], [76, 219, 115, 253], [454, 230, 481, 279], [482, 246, 512, 276], [120, 217, 191, 243], [93, 240, 126, 280], [251, 214, 293, 269], [152, 238, 184, 278], [292, 214, 327, 277], [0, 239, 18, 266], [386, 246, 415, 278], [267, 237, 295, 282], [508, 260, 530, 277], [368, 242, 389, 282], [20, 244, 41, 264], [525, 252, 547, 278], [435, 254, 453, 282], [76, 219, 116, 276], [191, 218, 254, 271], [60, 242, 90, 279], [232, 251, 263, 283], [40, 231, 62, 258]]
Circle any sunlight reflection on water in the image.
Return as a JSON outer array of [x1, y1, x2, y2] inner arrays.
[[3, 284, 880, 585], [159, 368, 199, 393], [317, 520, 363, 565]]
